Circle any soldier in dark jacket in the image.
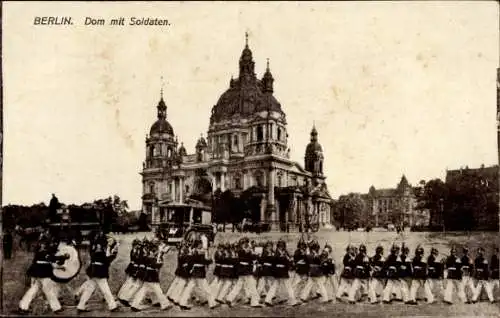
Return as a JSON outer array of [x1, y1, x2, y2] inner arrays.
[[408, 245, 426, 304], [471, 247, 493, 303], [489, 247, 499, 301], [291, 237, 310, 290], [459, 247, 474, 303], [336, 245, 355, 301], [382, 244, 402, 303], [348, 244, 371, 303], [208, 243, 224, 301], [118, 239, 141, 306], [130, 239, 172, 311], [424, 248, 443, 304], [76, 233, 119, 312], [18, 235, 62, 314], [167, 241, 192, 305], [216, 242, 237, 303], [444, 247, 466, 304], [300, 240, 327, 303], [226, 238, 261, 307], [321, 244, 336, 302], [256, 241, 275, 298], [178, 238, 217, 310], [368, 245, 385, 304], [399, 244, 413, 304], [263, 239, 298, 306]]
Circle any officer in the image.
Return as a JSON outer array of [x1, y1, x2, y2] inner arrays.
[[130, 239, 172, 311], [368, 245, 385, 304], [348, 244, 370, 303], [471, 247, 492, 303], [76, 232, 118, 312], [382, 244, 401, 303], [18, 233, 62, 314], [265, 239, 298, 306], [444, 247, 465, 304], [408, 245, 426, 305], [336, 245, 355, 301], [425, 247, 443, 304], [178, 238, 217, 310]]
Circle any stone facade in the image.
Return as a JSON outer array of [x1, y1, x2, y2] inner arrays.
[[140, 35, 333, 230], [361, 175, 429, 228]]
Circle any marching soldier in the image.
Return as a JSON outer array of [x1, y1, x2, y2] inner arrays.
[[490, 247, 499, 301], [130, 239, 172, 311], [348, 244, 371, 303], [216, 242, 237, 304], [399, 244, 413, 304], [118, 238, 141, 306], [226, 238, 261, 307], [265, 239, 299, 306], [178, 238, 217, 310], [460, 247, 474, 303], [300, 239, 328, 303], [18, 233, 62, 314], [256, 241, 275, 298], [382, 244, 401, 303], [209, 242, 224, 297], [166, 241, 192, 306], [408, 245, 427, 305], [336, 245, 355, 301], [444, 247, 466, 304], [368, 245, 385, 304], [76, 232, 119, 312], [424, 248, 443, 304], [471, 247, 493, 303], [320, 244, 336, 302], [292, 237, 310, 290]]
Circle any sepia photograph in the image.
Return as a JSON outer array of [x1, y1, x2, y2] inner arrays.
[[1, 2, 499, 317]]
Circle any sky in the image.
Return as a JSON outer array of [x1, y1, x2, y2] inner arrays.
[[3, 2, 499, 210]]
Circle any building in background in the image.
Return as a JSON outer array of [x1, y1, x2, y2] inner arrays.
[[361, 175, 429, 228], [140, 35, 333, 231]]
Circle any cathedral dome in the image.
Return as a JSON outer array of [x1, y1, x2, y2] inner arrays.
[[149, 98, 174, 136], [209, 38, 285, 124]]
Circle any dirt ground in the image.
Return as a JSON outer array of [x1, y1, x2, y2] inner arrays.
[[3, 230, 500, 317]]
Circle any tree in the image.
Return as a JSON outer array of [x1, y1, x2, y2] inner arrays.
[[334, 193, 366, 229], [415, 179, 447, 230]]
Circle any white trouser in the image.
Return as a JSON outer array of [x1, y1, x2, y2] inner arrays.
[[77, 278, 117, 311], [209, 277, 222, 296], [226, 275, 259, 306], [217, 279, 234, 301], [336, 278, 353, 298], [348, 278, 368, 302], [257, 277, 274, 296], [444, 279, 466, 303], [301, 277, 328, 302], [117, 276, 134, 300], [399, 278, 411, 302], [472, 280, 494, 302], [265, 278, 298, 304], [491, 279, 499, 295], [292, 274, 308, 289], [130, 282, 171, 310], [325, 275, 338, 300], [409, 279, 427, 302], [169, 277, 188, 303], [19, 278, 62, 312], [120, 278, 143, 302], [179, 278, 216, 308], [368, 278, 384, 303], [383, 279, 400, 302], [424, 279, 441, 303]]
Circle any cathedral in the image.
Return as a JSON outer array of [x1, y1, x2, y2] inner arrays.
[[140, 35, 333, 231]]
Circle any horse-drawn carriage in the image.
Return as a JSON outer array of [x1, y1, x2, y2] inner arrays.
[[154, 201, 217, 248]]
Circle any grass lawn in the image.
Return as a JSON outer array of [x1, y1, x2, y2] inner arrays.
[[3, 230, 499, 317]]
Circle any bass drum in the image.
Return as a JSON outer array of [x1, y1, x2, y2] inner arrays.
[[51, 242, 82, 283]]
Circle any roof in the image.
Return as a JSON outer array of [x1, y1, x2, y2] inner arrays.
[[150, 119, 174, 136]]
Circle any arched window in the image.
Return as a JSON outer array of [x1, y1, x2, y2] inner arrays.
[[254, 171, 264, 187], [234, 174, 242, 189], [149, 145, 155, 158], [167, 147, 172, 158], [257, 125, 263, 141], [277, 127, 282, 141], [149, 182, 155, 194], [233, 135, 239, 150], [269, 123, 274, 139], [153, 145, 159, 156]]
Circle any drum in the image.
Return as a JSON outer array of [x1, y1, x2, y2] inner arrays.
[[51, 242, 82, 283]]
